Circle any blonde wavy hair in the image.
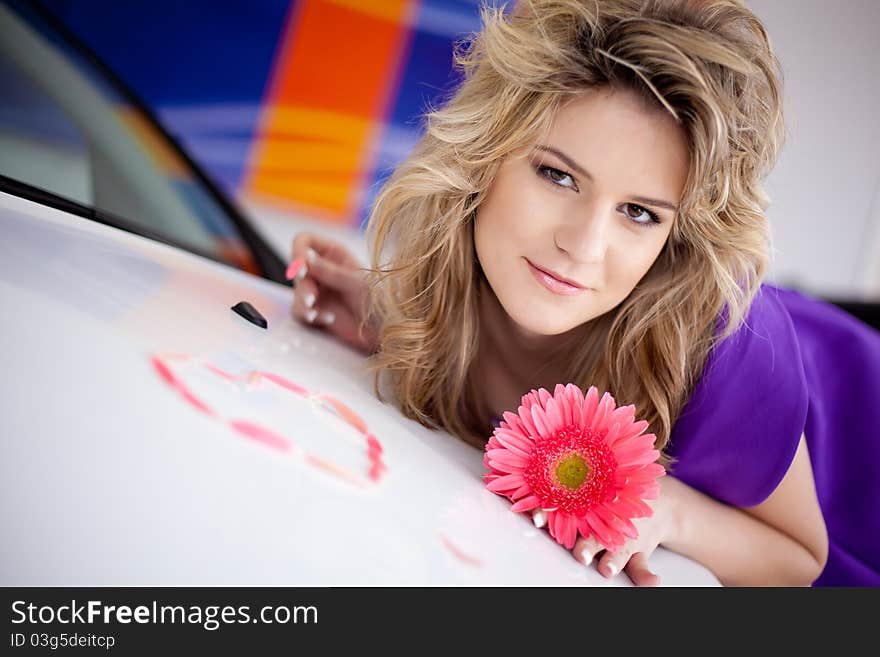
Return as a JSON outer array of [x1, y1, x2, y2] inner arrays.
[[359, 0, 785, 467]]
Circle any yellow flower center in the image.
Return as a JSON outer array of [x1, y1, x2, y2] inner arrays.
[[555, 453, 590, 490]]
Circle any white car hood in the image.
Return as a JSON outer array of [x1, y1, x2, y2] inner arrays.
[[0, 191, 718, 585]]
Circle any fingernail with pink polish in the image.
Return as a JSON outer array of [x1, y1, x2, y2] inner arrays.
[[286, 258, 308, 281]]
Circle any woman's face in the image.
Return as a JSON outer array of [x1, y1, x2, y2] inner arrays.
[[474, 87, 690, 340]]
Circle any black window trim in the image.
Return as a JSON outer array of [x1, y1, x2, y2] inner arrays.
[[0, 173, 251, 270], [3, 0, 289, 285]]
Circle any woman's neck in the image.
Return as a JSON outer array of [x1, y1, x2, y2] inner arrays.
[[478, 275, 562, 357], [475, 275, 579, 416]]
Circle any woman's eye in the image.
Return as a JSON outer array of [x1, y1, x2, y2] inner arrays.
[[538, 165, 577, 190], [623, 203, 660, 226]]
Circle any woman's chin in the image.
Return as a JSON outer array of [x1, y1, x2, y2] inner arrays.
[[508, 313, 580, 339]]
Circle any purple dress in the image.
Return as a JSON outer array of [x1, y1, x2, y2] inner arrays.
[[487, 284, 880, 585], [667, 283, 880, 586]]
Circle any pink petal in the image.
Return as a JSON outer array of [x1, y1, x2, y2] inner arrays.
[[583, 510, 620, 549], [577, 515, 604, 545], [614, 429, 655, 448], [510, 495, 541, 513], [493, 428, 534, 456], [486, 473, 526, 493], [510, 483, 532, 500], [603, 422, 621, 447], [537, 387, 552, 409], [566, 383, 585, 406], [559, 398, 573, 427], [570, 391, 584, 426], [616, 464, 665, 485], [257, 371, 309, 397], [487, 461, 520, 475], [520, 390, 539, 412], [516, 404, 539, 439], [636, 483, 661, 500], [554, 384, 574, 425], [582, 386, 600, 424], [611, 496, 653, 519], [616, 447, 661, 468], [486, 448, 529, 471], [228, 419, 289, 452], [530, 404, 552, 439], [608, 419, 650, 448], [616, 480, 660, 499], [549, 511, 563, 543], [548, 510, 565, 546], [618, 466, 662, 483], [609, 403, 636, 426], [544, 396, 564, 431], [612, 433, 657, 460], [494, 443, 531, 462], [560, 513, 578, 549], [502, 411, 524, 433], [593, 504, 638, 540], [593, 392, 614, 433]]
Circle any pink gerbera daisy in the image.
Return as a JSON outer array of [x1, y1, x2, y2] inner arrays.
[[483, 383, 666, 551]]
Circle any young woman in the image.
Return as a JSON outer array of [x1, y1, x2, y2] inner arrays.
[[287, 0, 880, 586]]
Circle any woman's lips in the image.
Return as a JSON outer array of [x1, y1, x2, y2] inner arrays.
[[526, 259, 589, 296]]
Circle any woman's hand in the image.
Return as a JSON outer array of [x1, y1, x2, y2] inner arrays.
[[554, 476, 681, 586], [288, 232, 378, 356]]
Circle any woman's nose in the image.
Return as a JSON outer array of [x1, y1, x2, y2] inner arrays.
[[554, 204, 612, 264]]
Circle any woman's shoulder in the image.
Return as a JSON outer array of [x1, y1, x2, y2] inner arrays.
[[692, 283, 809, 415], [712, 283, 805, 371], [666, 283, 809, 507]]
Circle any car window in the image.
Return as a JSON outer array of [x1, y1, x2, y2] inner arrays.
[[0, 1, 261, 275]]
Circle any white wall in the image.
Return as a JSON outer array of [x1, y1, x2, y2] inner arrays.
[[748, 0, 880, 300]]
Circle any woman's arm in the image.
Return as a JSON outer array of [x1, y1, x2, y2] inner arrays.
[[662, 432, 828, 586]]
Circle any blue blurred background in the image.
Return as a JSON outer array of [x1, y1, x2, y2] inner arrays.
[[42, 0, 495, 229], [13, 0, 880, 303]]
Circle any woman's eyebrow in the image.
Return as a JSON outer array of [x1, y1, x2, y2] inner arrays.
[[533, 144, 679, 212]]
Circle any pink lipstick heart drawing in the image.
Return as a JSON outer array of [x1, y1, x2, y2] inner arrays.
[[151, 352, 386, 487]]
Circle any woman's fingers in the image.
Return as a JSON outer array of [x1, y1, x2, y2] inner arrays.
[[623, 552, 660, 587], [288, 277, 373, 352], [597, 545, 659, 585], [597, 545, 630, 579], [291, 232, 362, 273], [304, 246, 365, 294], [573, 535, 659, 586], [531, 509, 547, 528], [311, 296, 375, 355], [287, 239, 335, 324], [572, 535, 604, 567], [289, 234, 365, 310], [287, 232, 375, 354], [290, 275, 321, 324]]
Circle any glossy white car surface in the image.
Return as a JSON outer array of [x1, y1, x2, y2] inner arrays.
[[0, 191, 720, 586], [0, 0, 718, 586]]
